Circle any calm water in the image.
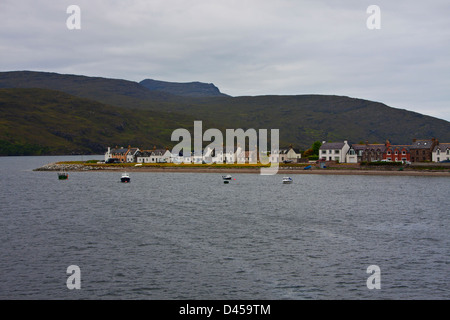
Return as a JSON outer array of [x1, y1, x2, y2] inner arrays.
[[0, 156, 448, 300]]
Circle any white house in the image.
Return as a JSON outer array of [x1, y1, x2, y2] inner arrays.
[[136, 149, 171, 163], [105, 146, 133, 163], [269, 146, 301, 163], [136, 150, 152, 163], [319, 141, 351, 163], [126, 148, 140, 163], [237, 150, 258, 164], [152, 149, 171, 163], [170, 150, 193, 164], [432, 143, 450, 162], [210, 146, 242, 164], [105, 147, 112, 162], [345, 147, 358, 163]]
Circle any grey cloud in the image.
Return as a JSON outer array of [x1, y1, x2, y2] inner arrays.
[[0, 0, 449, 121]]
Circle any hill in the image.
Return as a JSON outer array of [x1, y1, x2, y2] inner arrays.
[[0, 70, 184, 109], [1, 71, 449, 155], [0, 88, 203, 155], [140, 79, 229, 97], [164, 94, 450, 147]]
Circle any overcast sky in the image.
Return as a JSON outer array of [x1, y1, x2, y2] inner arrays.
[[1, 0, 449, 121]]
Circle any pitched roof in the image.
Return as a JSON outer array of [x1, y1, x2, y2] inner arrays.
[[152, 149, 168, 156], [410, 139, 435, 149], [136, 150, 152, 157], [387, 145, 411, 151], [349, 144, 366, 151], [364, 144, 386, 152], [320, 142, 346, 150], [127, 148, 139, 155], [111, 148, 128, 154], [433, 143, 450, 152]]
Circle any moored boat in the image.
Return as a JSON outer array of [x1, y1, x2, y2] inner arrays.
[[282, 177, 293, 184], [121, 172, 130, 183], [57, 172, 69, 180], [222, 174, 232, 184]]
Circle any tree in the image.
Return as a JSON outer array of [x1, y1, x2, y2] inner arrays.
[[303, 148, 314, 157], [312, 141, 322, 156]]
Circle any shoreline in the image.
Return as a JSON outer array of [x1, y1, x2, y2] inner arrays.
[[34, 163, 450, 177]]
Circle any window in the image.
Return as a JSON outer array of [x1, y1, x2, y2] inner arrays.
[[402, 151, 406, 155], [335, 150, 339, 154], [387, 151, 391, 155], [322, 150, 326, 154], [395, 151, 398, 155]]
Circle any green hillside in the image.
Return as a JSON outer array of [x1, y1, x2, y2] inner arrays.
[[166, 95, 450, 147], [0, 71, 183, 109], [1, 71, 449, 155], [0, 88, 201, 155]]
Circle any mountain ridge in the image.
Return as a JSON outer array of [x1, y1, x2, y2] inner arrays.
[[139, 78, 229, 97], [0, 70, 449, 155]]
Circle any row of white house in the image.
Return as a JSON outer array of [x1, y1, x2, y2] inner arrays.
[[105, 146, 302, 164], [105, 139, 450, 164]]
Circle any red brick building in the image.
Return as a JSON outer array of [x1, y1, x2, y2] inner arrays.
[[382, 141, 411, 162]]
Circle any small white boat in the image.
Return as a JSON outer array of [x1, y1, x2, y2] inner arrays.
[[222, 174, 232, 184], [121, 172, 130, 183], [282, 177, 293, 184]]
